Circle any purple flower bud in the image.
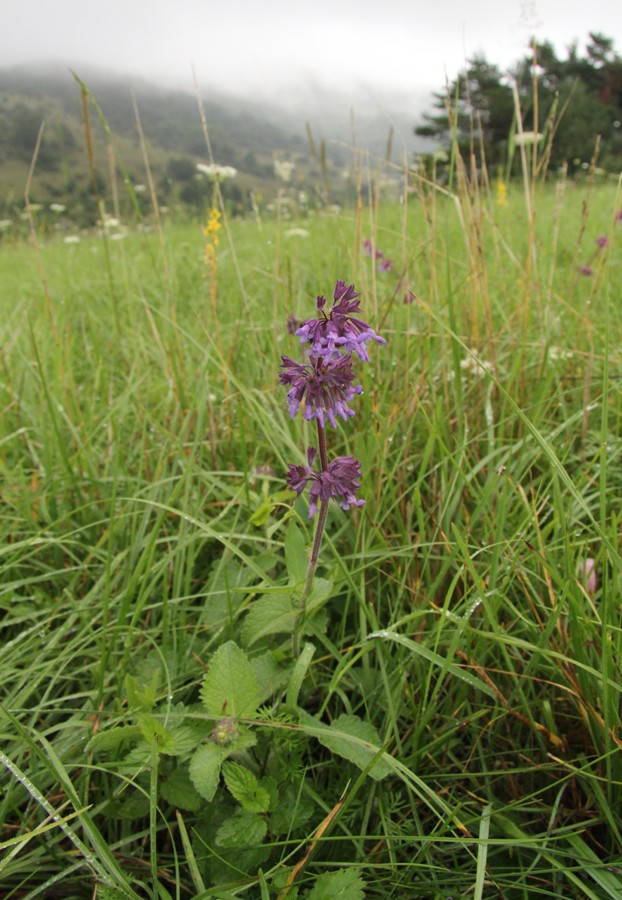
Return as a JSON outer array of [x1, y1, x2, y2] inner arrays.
[[286, 314, 300, 335], [596, 235, 608, 249], [286, 455, 365, 518]]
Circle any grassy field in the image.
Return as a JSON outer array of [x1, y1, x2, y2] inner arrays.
[[1, 149, 622, 899]]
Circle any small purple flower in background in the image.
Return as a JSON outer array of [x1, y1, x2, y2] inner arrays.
[[287, 453, 365, 518], [578, 557, 597, 596], [363, 238, 383, 259], [363, 238, 393, 273], [616, 210, 622, 223], [578, 264, 593, 276], [279, 352, 363, 428], [596, 235, 608, 249], [403, 289, 417, 304], [286, 314, 300, 335]]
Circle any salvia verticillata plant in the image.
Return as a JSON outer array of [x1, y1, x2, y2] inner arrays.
[[279, 280, 385, 644]]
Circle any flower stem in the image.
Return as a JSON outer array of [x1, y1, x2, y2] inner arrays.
[[316, 419, 329, 471], [293, 422, 330, 656], [303, 498, 329, 596], [304, 420, 329, 595]]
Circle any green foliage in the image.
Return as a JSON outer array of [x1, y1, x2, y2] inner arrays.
[[417, 32, 622, 172], [1, 116, 622, 898], [200, 640, 260, 717], [298, 711, 392, 781], [306, 868, 366, 899]]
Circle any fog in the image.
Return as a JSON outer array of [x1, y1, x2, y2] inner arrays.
[[4, 0, 622, 103]]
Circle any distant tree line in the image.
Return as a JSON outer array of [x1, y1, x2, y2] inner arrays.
[[416, 33, 622, 174]]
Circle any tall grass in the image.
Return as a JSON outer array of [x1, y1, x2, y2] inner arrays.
[[1, 105, 621, 899]]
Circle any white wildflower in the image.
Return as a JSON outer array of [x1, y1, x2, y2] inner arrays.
[[514, 131, 544, 147], [196, 163, 237, 180], [274, 159, 295, 182], [460, 349, 493, 378]]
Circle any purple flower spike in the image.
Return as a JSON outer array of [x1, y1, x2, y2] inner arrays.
[[578, 264, 593, 276], [596, 235, 608, 249], [377, 257, 393, 272], [286, 454, 365, 518], [279, 353, 363, 428], [296, 279, 386, 362]]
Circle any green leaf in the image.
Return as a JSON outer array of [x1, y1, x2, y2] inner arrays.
[[242, 578, 333, 646], [188, 743, 227, 801], [216, 808, 268, 848], [241, 589, 296, 646], [270, 783, 313, 836], [299, 711, 392, 781], [222, 761, 270, 813], [164, 723, 202, 757], [137, 714, 177, 754], [306, 867, 366, 899], [88, 724, 143, 753], [368, 628, 498, 699], [160, 766, 201, 812], [200, 641, 259, 718], [284, 520, 308, 584], [250, 489, 293, 526], [124, 670, 160, 711], [200, 558, 252, 627], [250, 650, 290, 705]]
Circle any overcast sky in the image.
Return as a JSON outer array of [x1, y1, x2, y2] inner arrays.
[[3, 0, 622, 99]]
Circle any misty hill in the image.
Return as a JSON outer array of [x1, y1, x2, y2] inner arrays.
[[0, 63, 431, 221]]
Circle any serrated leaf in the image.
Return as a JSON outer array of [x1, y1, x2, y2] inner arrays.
[[241, 590, 296, 646], [216, 808, 267, 848], [284, 520, 308, 584], [95, 887, 132, 900], [250, 650, 290, 705], [242, 578, 333, 646], [124, 670, 160, 711], [138, 714, 177, 753], [165, 724, 201, 757], [306, 867, 366, 899], [200, 641, 259, 718], [160, 766, 202, 812], [222, 761, 270, 813], [299, 711, 392, 781], [189, 743, 227, 801]]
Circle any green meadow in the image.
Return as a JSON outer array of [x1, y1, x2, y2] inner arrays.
[[1, 149, 622, 899]]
